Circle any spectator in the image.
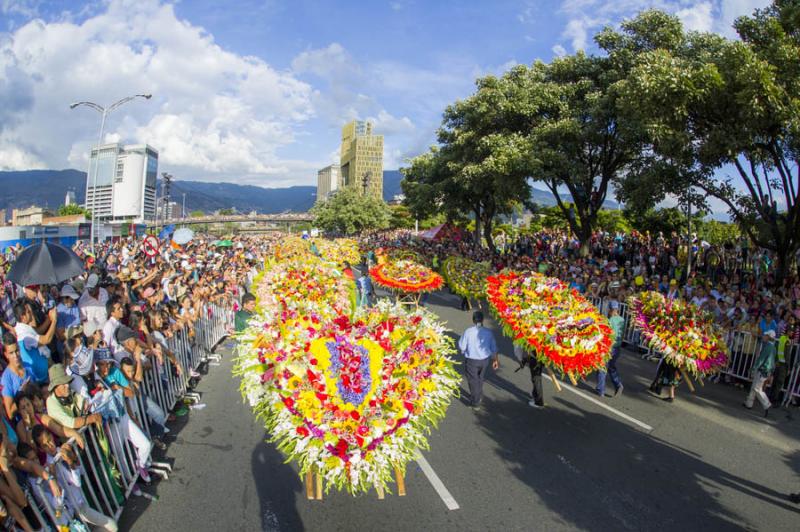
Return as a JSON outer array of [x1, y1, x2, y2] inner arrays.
[[235, 293, 256, 333], [14, 300, 56, 384], [78, 273, 108, 336]]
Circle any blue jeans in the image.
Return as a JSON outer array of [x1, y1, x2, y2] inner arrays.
[[597, 345, 622, 395]]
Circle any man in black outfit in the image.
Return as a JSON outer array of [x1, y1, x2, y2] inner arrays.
[[514, 344, 544, 409]]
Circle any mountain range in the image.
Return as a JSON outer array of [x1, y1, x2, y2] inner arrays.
[[0, 169, 616, 216]]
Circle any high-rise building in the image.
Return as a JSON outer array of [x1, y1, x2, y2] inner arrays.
[[65, 190, 76, 206], [339, 120, 383, 199], [84, 143, 158, 223], [316, 164, 340, 202]]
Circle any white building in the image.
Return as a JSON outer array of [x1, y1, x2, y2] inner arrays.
[[84, 143, 158, 223], [65, 190, 76, 206], [316, 164, 340, 202]]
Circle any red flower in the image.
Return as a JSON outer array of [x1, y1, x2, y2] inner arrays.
[[335, 438, 349, 457], [350, 410, 361, 421], [296, 426, 309, 437]]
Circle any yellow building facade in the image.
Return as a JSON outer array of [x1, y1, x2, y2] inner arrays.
[[339, 120, 383, 199]]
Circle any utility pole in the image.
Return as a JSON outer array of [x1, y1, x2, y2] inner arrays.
[[70, 94, 152, 250], [161, 172, 172, 232], [362, 171, 371, 195]]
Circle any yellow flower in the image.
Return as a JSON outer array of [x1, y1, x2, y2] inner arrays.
[[286, 376, 302, 390], [396, 379, 411, 394]]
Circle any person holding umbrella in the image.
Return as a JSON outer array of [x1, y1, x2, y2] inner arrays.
[[13, 300, 56, 385]]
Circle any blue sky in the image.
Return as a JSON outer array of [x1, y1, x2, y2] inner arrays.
[[0, 0, 770, 189]]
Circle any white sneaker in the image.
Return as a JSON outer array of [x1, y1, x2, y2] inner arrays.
[[190, 403, 207, 410], [528, 400, 544, 409]]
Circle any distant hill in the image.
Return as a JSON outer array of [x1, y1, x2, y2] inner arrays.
[[0, 168, 615, 215], [0, 169, 86, 213]]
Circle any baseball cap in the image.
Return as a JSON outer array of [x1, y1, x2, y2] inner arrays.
[[764, 330, 776, 339], [115, 325, 138, 344], [86, 273, 99, 289]]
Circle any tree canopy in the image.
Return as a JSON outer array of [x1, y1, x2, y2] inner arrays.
[[614, 4, 800, 278], [310, 187, 391, 236]]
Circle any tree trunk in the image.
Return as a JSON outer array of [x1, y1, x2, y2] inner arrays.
[[774, 245, 795, 284], [474, 207, 482, 248], [483, 216, 497, 255]]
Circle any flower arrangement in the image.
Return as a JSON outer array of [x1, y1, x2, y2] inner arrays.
[[315, 238, 362, 265], [273, 236, 313, 261], [486, 271, 612, 379], [628, 291, 728, 376], [235, 250, 459, 495], [387, 248, 431, 267], [369, 260, 444, 294], [441, 256, 489, 299]]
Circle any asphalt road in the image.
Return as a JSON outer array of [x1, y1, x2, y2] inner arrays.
[[120, 289, 800, 531]]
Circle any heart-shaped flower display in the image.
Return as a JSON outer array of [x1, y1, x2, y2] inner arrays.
[[486, 271, 612, 378], [370, 259, 443, 293], [441, 256, 489, 299], [628, 291, 728, 376], [236, 256, 459, 494]]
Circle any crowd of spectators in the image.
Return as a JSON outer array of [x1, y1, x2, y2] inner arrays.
[[361, 228, 800, 342], [0, 234, 270, 530], [361, 227, 800, 402]]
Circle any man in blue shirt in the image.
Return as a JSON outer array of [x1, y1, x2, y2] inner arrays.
[[458, 311, 499, 410]]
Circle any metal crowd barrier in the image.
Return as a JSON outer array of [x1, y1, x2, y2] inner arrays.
[[587, 295, 800, 407], [21, 302, 236, 531]]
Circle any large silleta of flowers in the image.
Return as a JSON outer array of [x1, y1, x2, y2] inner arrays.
[[234, 240, 460, 496]]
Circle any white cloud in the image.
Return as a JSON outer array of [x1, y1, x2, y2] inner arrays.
[[552, 44, 568, 57], [677, 2, 714, 32], [552, 0, 772, 53], [0, 0, 317, 185]]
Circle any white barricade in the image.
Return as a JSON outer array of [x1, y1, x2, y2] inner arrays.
[[20, 303, 235, 531]]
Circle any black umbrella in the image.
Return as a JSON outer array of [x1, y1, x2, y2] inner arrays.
[[5, 241, 85, 286]]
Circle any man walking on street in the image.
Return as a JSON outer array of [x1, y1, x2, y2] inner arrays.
[[458, 311, 499, 411], [514, 344, 544, 408], [597, 301, 625, 397], [744, 329, 777, 417]]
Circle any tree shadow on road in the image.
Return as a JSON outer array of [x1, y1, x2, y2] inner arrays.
[[475, 395, 800, 531], [252, 432, 304, 532]]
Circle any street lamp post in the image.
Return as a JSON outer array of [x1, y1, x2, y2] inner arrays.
[[70, 94, 152, 251], [182, 193, 186, 219]]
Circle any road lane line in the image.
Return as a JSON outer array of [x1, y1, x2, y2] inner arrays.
[[543, 375, 654, 432], [415, 452, 460, 511]]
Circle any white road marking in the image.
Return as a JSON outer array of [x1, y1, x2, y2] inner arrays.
[[415, 452, 460, 511], [543, 375, 654, 432]]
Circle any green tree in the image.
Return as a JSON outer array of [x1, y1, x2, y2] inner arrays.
[[310, 187, 391, 235], [469, 51, 649, 255], [623, 206, 701, 237], [402, 80, 533, 252], [388, 203, 415, 229], [696, 219, 740, 246], [190, 210, 205, 217], [218, 208, 235, 215], [615, 4, 800, 279], [57, 204, 89, 217]]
